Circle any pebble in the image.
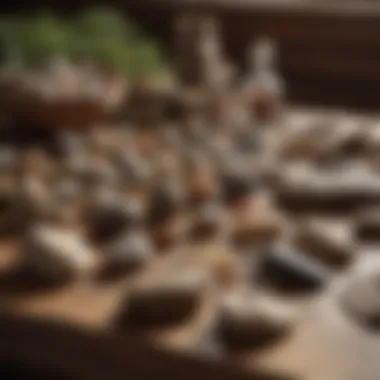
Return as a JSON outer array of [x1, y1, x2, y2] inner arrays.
[[256, 243, 332, 293], [220, 166, 259, 206], [214, 292, 296, 350], [146, 182, 184, 227], [338, 258, 380, 331], [54, 131, 85, 158], [111, 150, 152, 186], [233, 129, 262, 154], [104, 231, 153, 276], [355, 208, 380, 242], [0, 146, 16, 172], [53, 178, 83, 203], [188, 202, 227, 241], [87, 195, 142, 243], [118, 268, 207, 326], [68, 156, 119, 188], [186, 243, 244, 289], [0, 187, 21, 235], [294, 220, 354, 269], [232, 194, 284, 246], [21, 224, 96, 283]]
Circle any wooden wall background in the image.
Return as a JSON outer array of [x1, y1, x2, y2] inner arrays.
[[2, 0, 380, 111]]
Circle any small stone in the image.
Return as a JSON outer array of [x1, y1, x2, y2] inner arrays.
[[68, 156, 119, 188], [146, 183, 184, 227], [338, 258, 380, 331], [232, 195, 284, 246], [0, 187, 22, 235], [0, 146, 16, 172], [21, 225, 96, 283], [355, 208, 380, 242], [186, 244, 243, 289], [111, 150, 152, 186], [233, 130, 262, 154], [54, 178, 83, 203], [294, 220, 354, 269], [214, 292, 296, 350], [118, 268, 207, 326], [188, 202, 226, 241], [150, 215, 186, 250], [257, 243, 332, 293], [104, 232, 153, 276], [183, 157, 218, 206], [276, 167, 380, 213], [16, 176, 56, 224], [87, 195, 142, 243], [220, 167, 259, 206], [54, 132, 85, 158]]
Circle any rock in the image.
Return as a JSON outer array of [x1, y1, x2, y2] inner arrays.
[[111, 150, 152, 187], [214, 292, 296, 350], [0, 146, 16, 172], [256, 243, 332, 293], [188, 202, 227, 241], [186, 244, 244, 289], [338, 258, 380, 331], [67, 156, 119, 188], [233, 129, 262, 154], [53, 178, 83, 203], [0, 186, 23, 235], [277, 119, 339, 161], [146, 183, 184, 227], [276, 166, 380, 213], [104, 232, 153, 276], [232, 194, 284, 246], [220, 166, 259, 206], [15, 176, 56, 225], [182, 150, 218, 206], [294, 220, 354, 269], [118, 268, 207, 326], [87, 195, 142, 243], [150, 215, 186, 250], [53, 131, 85, 158], [21, 225, 96, 283], [355, 208, 380, 242]]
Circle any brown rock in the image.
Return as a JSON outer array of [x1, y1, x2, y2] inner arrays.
[[294, 219, 354, 269], [118, 268, 207, 326], [214, 292, 296, 350]]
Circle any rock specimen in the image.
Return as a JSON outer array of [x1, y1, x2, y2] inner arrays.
[[119, 268, 208, 326], [21, 224, 96, 283]]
